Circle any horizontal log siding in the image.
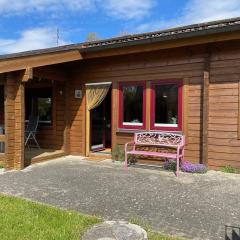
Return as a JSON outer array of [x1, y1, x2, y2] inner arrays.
[[68, 40, 240, 169], [70, 47, 205, 163], [208, 42, 240, 168]]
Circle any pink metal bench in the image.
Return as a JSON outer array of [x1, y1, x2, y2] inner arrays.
[[124, 132, 185, 176]]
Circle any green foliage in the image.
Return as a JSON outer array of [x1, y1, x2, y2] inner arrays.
[[0, 194, 100, 240], [163, 159, 176, 171], [220, 166, 240, 174], [112, 144, 124, 161], [85, 32, 100, 42], [0, 162, 4, 168], [112, 144, 136, 163]]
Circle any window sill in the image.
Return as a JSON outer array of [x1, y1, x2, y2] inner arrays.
[[117, 129, 146, 134], [150, 129, 183, 134], [117, 129, 183, 134]]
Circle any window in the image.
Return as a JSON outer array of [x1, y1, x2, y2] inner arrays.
[[119, 82, 146, 129], [25, 87, 53, 126], [150, 80, 182, 131]]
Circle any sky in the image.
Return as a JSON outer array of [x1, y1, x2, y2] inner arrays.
[[0, 0, 240, 54]]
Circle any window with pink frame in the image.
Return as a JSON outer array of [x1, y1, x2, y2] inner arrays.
[[150, 80, 183, 131], [119, 81, 146, 129]]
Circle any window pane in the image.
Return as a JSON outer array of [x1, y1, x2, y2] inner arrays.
[[25, 87, 52, 125], [155, 84, 178, 125], [38, 98, 52, 123], [123, 85, 143, 125]]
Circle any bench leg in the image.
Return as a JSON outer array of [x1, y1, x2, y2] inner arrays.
[[124, 152, 128, 169], [176, 157, 179, 177]]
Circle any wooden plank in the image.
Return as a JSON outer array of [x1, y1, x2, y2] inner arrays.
[[201, 49, 210, 165], [146, 81, 151, 130], [0, 135, 5, 142], [238, 80, 240, 139], [0, 50, 82, 74], [183, 78, 189, 144], [34, 66, 68, 82], [22, 67, 33, 82]]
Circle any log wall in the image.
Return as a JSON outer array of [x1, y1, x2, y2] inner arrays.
[[68, 40, 240, 168]]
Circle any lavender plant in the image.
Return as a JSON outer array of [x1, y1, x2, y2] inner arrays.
[[181, 161, 207, 173]]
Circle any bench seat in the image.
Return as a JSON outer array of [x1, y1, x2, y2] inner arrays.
[[127, 150, 177, 159]]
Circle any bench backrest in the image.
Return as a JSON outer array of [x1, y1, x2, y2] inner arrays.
[[134, 132, 184, 147]]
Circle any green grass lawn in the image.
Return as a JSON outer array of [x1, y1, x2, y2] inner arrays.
[[0, 194, 184, 240], [0, 194, 100, 240]]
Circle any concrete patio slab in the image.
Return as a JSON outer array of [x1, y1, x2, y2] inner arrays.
[[0, 156, 239, 240]]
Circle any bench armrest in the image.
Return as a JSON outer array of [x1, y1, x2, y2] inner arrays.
[[177, 144, 185, 156], [125, 141, 135, 152]]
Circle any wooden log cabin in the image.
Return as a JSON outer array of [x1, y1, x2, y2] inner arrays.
[[1, 17, 240, 170]]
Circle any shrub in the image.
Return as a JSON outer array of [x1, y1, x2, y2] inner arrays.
[[181, 161, 207, 174], [163, 159, 176, 171], [112, 144, 137, 163], [112, 144, 124, 162], [220, 166, 239, 174]]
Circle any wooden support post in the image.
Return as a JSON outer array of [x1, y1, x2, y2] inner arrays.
[[63, 81, 70, 154], [22, 67, 33, 82], [5, 71, 25, 170], [183, 78, 189, 145], [238, 81, 240, 140], [146, 81, 151, 130], [202, 50, 210, 165]]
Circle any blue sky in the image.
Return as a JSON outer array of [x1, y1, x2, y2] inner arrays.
[[0, 0, 240, 54]]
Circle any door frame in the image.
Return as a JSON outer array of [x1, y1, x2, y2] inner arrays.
[[86, 84, 112, 154], [90, 102, 106, 152]]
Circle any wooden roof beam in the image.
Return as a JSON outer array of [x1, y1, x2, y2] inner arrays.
[[33, 66, 69, 82], [22, 67, 33, 82], [0, 50, 83, 74], [83, 31, 240, 59]]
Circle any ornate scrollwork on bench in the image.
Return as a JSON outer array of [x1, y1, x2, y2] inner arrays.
[[125, 131, 185, 176], [135, 132, 183, 146]]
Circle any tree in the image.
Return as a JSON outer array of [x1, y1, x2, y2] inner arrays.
[[85, 32, 100, 42]]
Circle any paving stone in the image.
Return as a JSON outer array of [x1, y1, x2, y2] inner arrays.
[[82, 221, 148, 240], [0, 157, 239, 239]]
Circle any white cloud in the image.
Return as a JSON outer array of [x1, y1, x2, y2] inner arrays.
[[98, 0, 154, 20], [0, 28, 69, 54], [0, 0, 154, 19], [136, 0, 240, 32], [0, 0, 94, 14]]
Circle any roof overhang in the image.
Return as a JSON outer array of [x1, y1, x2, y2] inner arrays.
[[0, 50, 83, 73], [0, 17, 240, 73], [82, 29, 240, 59]]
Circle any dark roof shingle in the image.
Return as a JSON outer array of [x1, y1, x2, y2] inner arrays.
[[1, 17, 240, 60]]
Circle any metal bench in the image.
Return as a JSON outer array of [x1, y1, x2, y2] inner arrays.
[[124, 131, 185, 176]]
